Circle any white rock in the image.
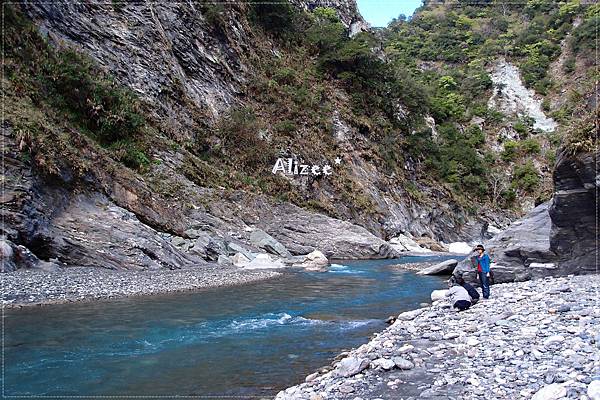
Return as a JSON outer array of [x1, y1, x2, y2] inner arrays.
[[488, 59, 557, 132], [543, 335, 565, 346], [389, 234, 431, 253], [397, 344, 414, 354], [230, 252, 251, 267], [416, 259, 458, 275], [431, 289, 448, 301], [244, 254, 285, 269], [530, 262, 557, 269], [466, 376, 480, 386], [487, 225, 502, 235], [448, 242, 472, 254], [397, 308, 425, 321], [305, 372, 319, 382], [588, 380, 600, 400], [532, 383, 567, 400], [443, 332, 460, 340], [371, 358, 395, 370], [334, 357, 370, 378], [392, 357, 414, 370]]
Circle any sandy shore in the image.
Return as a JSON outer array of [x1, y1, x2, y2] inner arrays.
[[0, 265, 281, 309], [276, 274, 600, 400]]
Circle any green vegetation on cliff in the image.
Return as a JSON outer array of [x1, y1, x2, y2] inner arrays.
[[4, 6, 151, 172]]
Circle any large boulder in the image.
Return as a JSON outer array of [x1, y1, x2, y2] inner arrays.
[[417, 259, 457, 275], [0, 238, 15, 272], [230, 252, 251, 267], [249, 229, 292, 258], [187, 232, 227, 261]]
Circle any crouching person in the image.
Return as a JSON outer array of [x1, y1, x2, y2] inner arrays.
[[445, 276, 471, 311], [456, 275, 480, 305]]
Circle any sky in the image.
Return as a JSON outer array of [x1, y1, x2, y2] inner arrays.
[[356, 0, 423, 27]]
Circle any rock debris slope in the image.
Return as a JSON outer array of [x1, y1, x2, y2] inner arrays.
[[488, 60, 558, 132]]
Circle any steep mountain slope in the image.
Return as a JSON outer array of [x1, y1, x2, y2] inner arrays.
[[2, 1, 596, 273]]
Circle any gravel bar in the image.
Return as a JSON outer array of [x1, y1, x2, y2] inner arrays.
[[276, 274, 600, 400], [1, 266, 281, 308]]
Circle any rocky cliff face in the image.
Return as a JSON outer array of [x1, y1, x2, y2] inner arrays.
[[22, 1, 252, 130], [549, 148, 598, 272]]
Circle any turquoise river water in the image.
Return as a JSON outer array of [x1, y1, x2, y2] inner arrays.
[[4, 256, 453, 397]]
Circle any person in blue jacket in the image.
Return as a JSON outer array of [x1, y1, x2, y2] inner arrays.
[[473, 244, 491, 299]]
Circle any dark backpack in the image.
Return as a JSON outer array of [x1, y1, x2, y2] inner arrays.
[[462, 282, 480, 300]]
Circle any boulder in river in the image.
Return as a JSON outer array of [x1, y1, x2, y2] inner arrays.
[[416, 259, 457, 275], [292, 250, 329, 272]]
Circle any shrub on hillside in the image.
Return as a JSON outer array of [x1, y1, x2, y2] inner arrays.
[[512, 161, 540, 192]]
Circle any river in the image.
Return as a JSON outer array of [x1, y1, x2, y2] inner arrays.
[[4, 256, 453, 397]]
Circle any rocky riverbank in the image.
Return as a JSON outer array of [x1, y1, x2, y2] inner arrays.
[[276, 274, 600, 400], [0, 266, 280, 308]]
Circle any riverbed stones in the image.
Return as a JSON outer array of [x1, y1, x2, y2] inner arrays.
[[275, 274, 600, 400], [1, 265, 280, 307]]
